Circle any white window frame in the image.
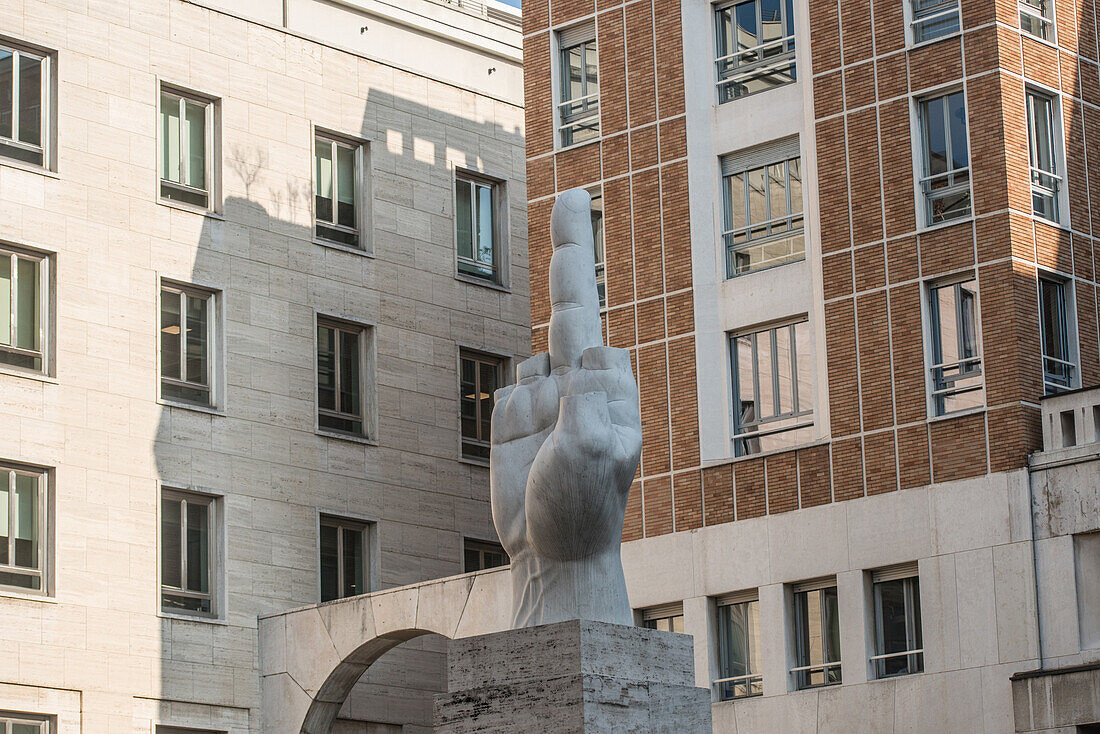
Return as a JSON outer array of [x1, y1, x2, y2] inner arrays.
[[0, 243, 52, 377], [159, 486, 221, 620], [454, 170, 507, 286], [0, 711, 52, 734], [790, 578, 841, 689], [923, 274, 984, 417], [870, 566, 924, 679], [157, 82, 218, 213], [0, 463, 50, 596], [713, 0, 798, 104], [1038, 271, 1078, 395], [554, 22, 600, 149], [0, 38, 54, 171], [1026, 86, 1067, 225], [1019, 0, 1056, 42], [906, 0, 962, 46], [913, 87, 973, 229], [713, 590, 764, 701], [312, 127, 371, 253], [315, 313, 376, 442], [318, 514, 373, 602], [158, 281, 220, 410]]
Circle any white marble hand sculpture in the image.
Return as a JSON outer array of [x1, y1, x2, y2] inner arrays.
[[490, 188, 643, 628]]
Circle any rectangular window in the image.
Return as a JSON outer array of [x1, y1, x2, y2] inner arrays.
[[872, 571, 924, 678], [320, 516, 370, 602], [314, 132, 364, 248], [714, 595, 763, 700], [588, 187, 606, 309], [0, 41, 50, 167], [714, 0, 797, 103], [161, 488, 216, 617], [928, 278, 983, 415], [918, 90, 971, 225], [159, 87, 214, 210], [722, 144, 804, 276], [911, 0, 961, 43], [456, 173, 501, 283], [1075, 532, 1100, 650], [1039, 276, 1075, 394], [316, 317, 369, 438], [460, 351, 502, 462], [1020, 0, 1055, 41], [160, 283, 216, 407], [792, 582, 841, 689], [558, 23, 599, 147], [641, 603, 685, 633], [464, 538, 509, 572], [0, 246, 48, 374], [730, 319, 813, 456], [1027, 89, 1062, 223], [156, 728, 221, 734], [0, 464, 47, 593], [0, 712, 50, 734]]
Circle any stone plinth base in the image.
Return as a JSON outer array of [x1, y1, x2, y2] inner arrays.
[[433, 619, 712, 733]]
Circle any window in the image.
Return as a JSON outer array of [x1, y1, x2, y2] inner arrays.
[[0, 246, 49, 374], [156, 728, 221, 734], [1020, 0, 1055, 40], [317, 317, 370, 438], [918, 90, 971, 225], [159, 86, 214, 210], [714, 0, 797, 103], [721, 142, 804, 276], [558, 23, 599, 147], [464, 538, 508, 572], [791, 582, 841, 689], [314, 131, 366, 249], [460, 350, 502, 462], [1039, 276, 1075, 394], [588, 187, 606, 309], [0, 41, 50, 167], [641, 603, 684, 633], [1027, 89, 1062, 223], [871, 569, 923, 678], [0, 464, 47, 593], [160, 283, 217, 407], [730, 319, 813, 456], [456, 173, 502, 283], [714, 594, 763, 700], [161, 488, 217, 616], [320, 516, 370, 602], [911, 0, 961, 43], [927, 278, 983, 415], [1074, 532, 1100, 650], [0, 712, 50, 734]]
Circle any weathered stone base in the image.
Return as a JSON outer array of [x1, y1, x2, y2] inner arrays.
[[433, 619, 712, 733]]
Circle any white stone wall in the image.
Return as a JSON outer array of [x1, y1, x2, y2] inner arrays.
[[0, 0, 526, 731]]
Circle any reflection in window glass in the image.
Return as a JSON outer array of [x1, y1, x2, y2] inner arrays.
[[317, 320, 365, 436], [460, 352, 502, 461], [714, 0, 797, 103], [559, 31, 599, 146], [0, 44, 47, 166], [793, 586, 841, 689], [1039, 277, 1074, 394], [715, 598, 763, 700], [722, 156, 804, 276], [320, 516, 369, 602], [911, 0, 961, 43], [456, 176, 499, 282], [918, 91, 971, 225], [873, 576, 923, 678], [314, 134, 362, 248], [929, 279, 983, 415], [159, 89, 212, 209], [161, 489, 214, 616]]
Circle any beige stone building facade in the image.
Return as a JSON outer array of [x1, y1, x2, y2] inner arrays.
[[0, 0, 525, 731]]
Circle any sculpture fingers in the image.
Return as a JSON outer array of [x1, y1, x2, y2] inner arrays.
[[516, 353, 551, 383], [548, 189, 604, 372], [574, 346, 641, 437]]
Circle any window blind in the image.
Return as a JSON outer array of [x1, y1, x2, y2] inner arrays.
[[721, 136, 801, 177], [559, 20, 596, 49]]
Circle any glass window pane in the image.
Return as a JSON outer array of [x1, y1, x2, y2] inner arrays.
[[1040, 279, 1067, 362], [185, 294, 208, 386], [465, 547, 480, 572], [160, 94, 181, 184], [959, 281, 978, 359], [0, 255, 10, 347], [585, 43, 599, 96], [746, 166, 768, 229], [185, 500, 209, 594], [948, 92, 969, 170], [1029, 93, 1055, 174], [339, 329, 360, 417], [456, 179, 473, 260], [336, 144, 356, 229], [716, 6, 734, 58], [0, 50, 13, 140], [476, 183, 495, 266], [788, 158, 803, 214], [923, 97, 947, 176], [342, 526, 364, 597], [184, 101, 206, 190], [876, 579, 910, 675], [757, 331, 775, 419], [461, 356, 477, 441], [761, 0, 783, 44], [735, 2, 759, 49], [161, 290, 181, 380], [735, 334, 755, 428], [161, 498, 182, 590], [0, 474, 8, 566], [567, 46, 584, 101], [776, 325, 794, 414], [13, 473, 37, 569], [725, 173, 745, 232], [768, 162, 787, 224], [479, 360, 497, 441], [18, 54, 41, 146], [933, 284, 958, 365], [15, 256, 38, 351], [319, 523, 338, 602], [317, 325, 336, 411], [793, 320, 812, 413], [315, 139, 333, 224]]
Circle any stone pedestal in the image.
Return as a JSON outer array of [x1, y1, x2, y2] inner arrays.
[[433, 620, 712, 733]]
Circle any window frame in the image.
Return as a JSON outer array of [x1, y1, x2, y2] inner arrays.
[[640, 601, 685, 633], [924, 274, 984, 417], [1019, 0, 1056, 42], [871, 572, 924, 679], [721, 152, 805, 277], [158, 280, 220, 410], [713, 592, 764, 701], [555, 23, 600, 149], [459, 348, 506, 463], [914, 87, 973, 228], [0, 38, 55, 171], [312, 127, 371, 253], [157, 82, 218, 213], [315, 314, 375, 442], [454, 170, 507, 286], [713, 0, 798, 104], [1026, 86, 1065, 225], [318, 514, 373, 602], [1038, 272, 1078, 395], [907, 0, 962, 46], [0, 243, 52, 378], [0, 711, 53, 734], [463, 537, 509, 573], [790, 579, 842, 689], [159, 486, 220, 619], [0, 462, 50, 596]]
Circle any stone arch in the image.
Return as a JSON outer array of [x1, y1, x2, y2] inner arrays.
[[259, 568, 510, 734]]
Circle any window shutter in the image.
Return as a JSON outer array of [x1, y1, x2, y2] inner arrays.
[[715, 589, 758, 606], [792, 576, 837, 593], [641, 601, 684, 620], [871, 562, 919, 583], [559, 20, 596, 49], [721, 136, 801, 177]]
